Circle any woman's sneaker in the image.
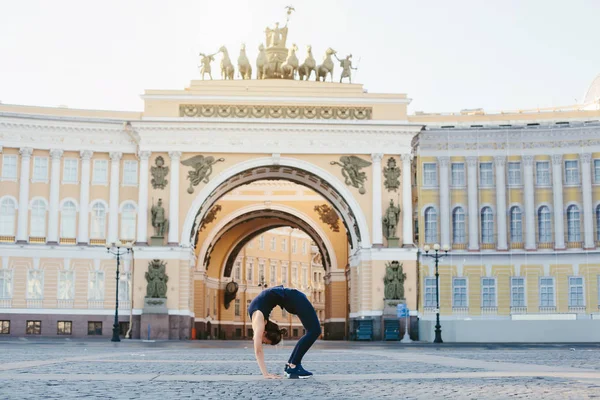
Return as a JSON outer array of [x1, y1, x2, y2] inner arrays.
[[296, 364, 313, 377], [284, 364, 312, 379]]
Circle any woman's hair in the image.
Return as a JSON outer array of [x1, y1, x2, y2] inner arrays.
[[264, 320, 287, 345]]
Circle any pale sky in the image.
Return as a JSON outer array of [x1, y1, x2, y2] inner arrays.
[[1, 0, 599, 114]]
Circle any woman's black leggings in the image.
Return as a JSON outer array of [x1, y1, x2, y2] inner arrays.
[[287, 289, 321, 365]]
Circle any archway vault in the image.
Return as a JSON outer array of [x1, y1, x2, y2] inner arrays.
[[181, 157, 371, 251]]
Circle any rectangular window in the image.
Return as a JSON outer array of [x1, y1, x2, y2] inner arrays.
[[302, 267, 308, 287], [291, 264, 298, 285], [87, 321, 103, 335], [26, 320, 41, 335], [270, 237, 277, 251], [424, 277, 437, 308], [1, 155, 17, 180], [122, 160, 138, 185], [92, 160, 108, 184], [0, 270, 13, 299], [536, 161, 550, 186], [281, 238, 287, 252], [292, 239, 297, 254], [63, 158, 78, 183], [539, 277, 555, 307], [88, 271, 105, 301], [479, 162, 493, 186], [26, 270, 43, 300], [0, 320, 9, 334], [235, 328, 242, 338], [481, 278, 496, 307], [451, 163, 465, 187], [507, 162, 521, 185], [568, 277, 585, 307], [235, 261, 241, 281], [302, 241, 307, 255], [259, 235, 264, 250], [57, 321, 72, 335], [258, 261, 265, 282], [246, 261, 253, 284], [234, 299, 240, 317], [452, 278, 468, 307], [270, 263, 276, 284], [293, 328, 298, 337], [118, 272, 131, 302], [594, 160, 600, 184], [423, 163, 437, 187], [32, 157, 48, 182], [510, 277, 526, 307], [281, 265, 288, 285], [565, 160, 579, 185], [58, 271, 74, 300]]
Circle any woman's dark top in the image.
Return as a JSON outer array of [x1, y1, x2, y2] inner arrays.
[[248, 285, 297, 320]]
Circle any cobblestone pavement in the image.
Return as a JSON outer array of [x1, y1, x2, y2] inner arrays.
[[1, 340, 600, 399]]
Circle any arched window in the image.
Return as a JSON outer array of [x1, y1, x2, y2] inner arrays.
[[0, 198, 16, 236], [567, 205, 581, 243], [481, 207, 494, 244], [30, 199, 47, 237], [60, 201, 77, 239], [510, 206, 523, 243], [424, 207, 437, 243], [538, 206, 552, 243], [120, 203, 136, 240], [452, 207, 465, 244], [90, 202, 106, 239], [596, 205, 600, 242]]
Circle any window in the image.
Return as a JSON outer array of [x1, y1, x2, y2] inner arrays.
[[423, 163, 437, 186], [424, 277, 437, 308], [213, 294, 216, 315], [293, 328, 298, 337], [0, 270, 12, 299], [452, 278, 467, 307], [538, 206, 552, 243], [118, 272, 131, 302], [258, 261, 265, 282], [292, 239, 297, 254], [508, 162, 521, 185], [510, 206, 523, 243], [566, 205, 581, 243], [1, 155, 17, 180], [479, 162, 493, 186], [594, 160, 600, 184], [0, 320, 9, 334], [452, 207, 465, 244], [234, 299, 240, 316], [89, 271, 105, 300], [234, 261, 241, 281], [88, 321, 103, 335], [291, 264, 298, 285], [259, 235, 264, 250], [122, 160, 138, 185], [481, 207, 494, 244], [63, 159, 78, 183], [510, 277, 526, 307], [281, 265, 288, 285], [0, 197, 16, 236], [32, 157, 48, 182], [597, 205, 600, 242], [246, 260, 253, 284], [58, 271, 74, 300], [270, 263, 276, 284], [569, 277, 585, 307], [60, 201, 77, 239], [302, 241, 308, 255], [539, 277, 555, 307], [536, 161, 550, 186], [302, 266, 308, 287], [90, 203, 106, 239], [92, 160, 108, 184], [235, 328, 242, 338], [30, 199, 47, 237], [281, 238, 287, 252], [57, 321, 72, 335], [424, 207, 437, 243], [451, 163, 465, 187], [27, 270, 43, 300], [481, 278, 496, 307], [564, 160, 579, 185], [26, 320, 41, 335], [120, 203, 136, 240], [270, 237, 277, 251]]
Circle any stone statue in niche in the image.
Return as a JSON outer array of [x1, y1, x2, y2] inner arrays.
[[151, 198, 168, 238], [181, 155, 225, 194], [382, 199, 401, 246], [330, 155, 372, 195], [145, 259, 169, 298], [150, 156, 169, 190], [384, 261, 406, 300], [383, 157, 400, 192]]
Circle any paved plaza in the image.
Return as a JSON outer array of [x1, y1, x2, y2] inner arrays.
[[1, 340, 600, 399]]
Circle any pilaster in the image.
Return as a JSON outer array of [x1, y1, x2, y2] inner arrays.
[[16, 147, 33, 242], [168, 151, 182, 244], [47, 149, 64, 244]]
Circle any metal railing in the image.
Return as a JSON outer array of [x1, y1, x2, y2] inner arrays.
[[0, 236, 15, 243], [538, 242, 554, 250], [510, 242, 524, 250], [480, 243, 496, 250], [452, 243, 467, 250], [60, 238, 76, 245], [566, 241, 583, 249], [29, 236, 46, 244], [89, 239, 106, 246]]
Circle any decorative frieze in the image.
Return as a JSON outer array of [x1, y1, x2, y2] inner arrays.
[[179, 104, 372, 120]]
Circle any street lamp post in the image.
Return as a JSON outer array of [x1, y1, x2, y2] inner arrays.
[[422, 243, 450, 344], [106, 240, 132, 342]]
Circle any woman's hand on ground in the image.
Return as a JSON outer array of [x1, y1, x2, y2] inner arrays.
[[263, 373, 281, 379]]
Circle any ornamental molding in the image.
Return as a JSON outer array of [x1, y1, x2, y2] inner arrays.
[[180, 104, 372, 120]]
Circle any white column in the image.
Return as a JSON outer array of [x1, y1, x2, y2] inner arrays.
[[77, 151, 93, 244], [580, 153, 595, 249], [494, 156, 508, 250], [522, 155, 536, 250], [438, 156, 450, 248], [371, 153, 383, 246], [16, 147, 33, 242], [551, 154, 565, 249], [137, 151, 151, 244], [108, 152, 122, 244], [47, 149, 63, 244], [401, 154, 413, 247], [168, 151, 182, 244], [466, 156, 479, 251]]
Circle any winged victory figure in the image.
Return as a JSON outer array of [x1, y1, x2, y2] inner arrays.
[[181, 155, 225, 194], [330, 155, 372, 194]]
